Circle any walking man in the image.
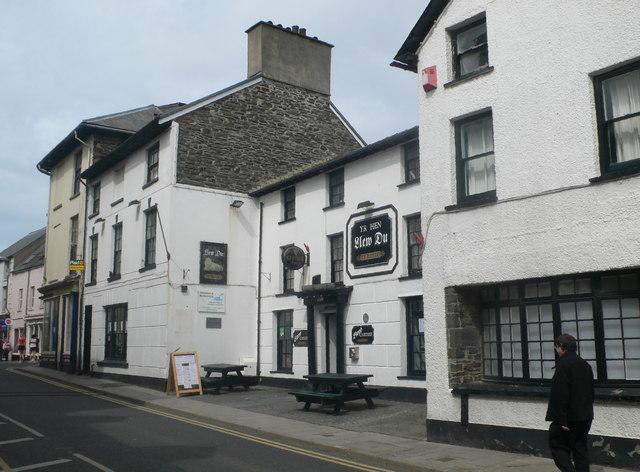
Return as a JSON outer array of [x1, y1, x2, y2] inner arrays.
[[546, 334, 595, 472]]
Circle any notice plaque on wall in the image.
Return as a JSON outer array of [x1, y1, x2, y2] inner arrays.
[[198, 292, 225, 313], [350, 214, 392, 267], [352, 325, 374, 344], [293, 330, 308, 347], [200, 242, 227, 284]]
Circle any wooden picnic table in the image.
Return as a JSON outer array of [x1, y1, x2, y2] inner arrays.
[[289, 373, 379, 414], [201, 364, 259, 393]]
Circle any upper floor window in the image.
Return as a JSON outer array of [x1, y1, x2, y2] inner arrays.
[[69, 215, 79, 261], [91, 182, 101, 216], [403, 141, 420, 183], [455, 112, 495, 205], [72, 152, 82, 195], [282, 187, 295, 222], [329, 233, 344, 283], [112, 223, 123, 278], [452, 18, 488, 79], [144, 208, 157, 268], [89, 234, 98, 284], [30, 286, 35, 308], [595, 60, 640, 176], [406, 214, 422, 276], [328, 169, 344, 206], [282, 246, 295, 293], [18, 288, 23, 310], [146, 144, 159, 185]]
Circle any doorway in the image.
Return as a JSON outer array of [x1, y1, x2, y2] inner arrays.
[[82, 305, 92, 373], [324, 312, 337, 373]]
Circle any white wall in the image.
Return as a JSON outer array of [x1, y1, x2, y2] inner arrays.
[[417, 0, 640, 438], [259, 141, 423, 387]]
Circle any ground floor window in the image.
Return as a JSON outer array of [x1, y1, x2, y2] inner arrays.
[[276, 310, 293, 371], [480, 270, 640, 384], [406, 297, 425, 376], [105, 304, 127, 362], [42, 298, 59, 352]]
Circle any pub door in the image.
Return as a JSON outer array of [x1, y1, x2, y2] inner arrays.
[[324, 312, 337, 373]]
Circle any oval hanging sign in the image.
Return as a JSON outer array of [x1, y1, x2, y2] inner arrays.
[[282, 245, 306, 270], [4, 319, 12, 326]]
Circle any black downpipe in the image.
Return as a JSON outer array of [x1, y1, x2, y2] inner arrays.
[[256, 202, 264, 378]]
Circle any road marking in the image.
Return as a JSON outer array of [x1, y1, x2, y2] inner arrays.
[[72, 454, 115, 472], [10, 369, 393, 472], [0, 413, 43, 438], [0, 455, 13, 472], [13, 459, 71, 471], [0, 438, 33, 446]]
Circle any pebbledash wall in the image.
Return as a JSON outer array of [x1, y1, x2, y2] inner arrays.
[[410, 0, 640, 466], [256, 128, 424, 390]]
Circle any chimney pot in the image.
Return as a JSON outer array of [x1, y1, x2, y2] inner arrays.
[[292, 25, 299, 33], [299, 28, 306, 36]]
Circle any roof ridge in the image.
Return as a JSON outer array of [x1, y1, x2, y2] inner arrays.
[[83, 104, 159, 124]]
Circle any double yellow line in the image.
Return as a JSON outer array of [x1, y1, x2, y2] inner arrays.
[[9, 369, 394, 472]]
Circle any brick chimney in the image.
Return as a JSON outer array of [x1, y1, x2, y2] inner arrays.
[[246, 21, 333, 96]]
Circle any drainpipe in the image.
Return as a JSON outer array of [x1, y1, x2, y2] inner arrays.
[[256, 202, 264, 378]]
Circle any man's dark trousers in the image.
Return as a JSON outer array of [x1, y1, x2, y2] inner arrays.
[[549, 420, 592, 472]]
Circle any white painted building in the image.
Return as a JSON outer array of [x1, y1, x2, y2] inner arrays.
[[253, 127, 425, 391], [393, 0, 640, 467]]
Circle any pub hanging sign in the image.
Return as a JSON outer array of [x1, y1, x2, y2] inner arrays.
[[351, 214, 392, 267], [200, 242, 227, 285]]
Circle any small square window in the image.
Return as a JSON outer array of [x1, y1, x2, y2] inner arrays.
[[452, 18, 489, 79]]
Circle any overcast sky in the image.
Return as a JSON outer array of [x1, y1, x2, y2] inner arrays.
[[0, 0, 424, 250]]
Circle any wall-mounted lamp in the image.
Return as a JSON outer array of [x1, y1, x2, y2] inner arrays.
[[128, 199, 141, 207], [230, 200, 244, 208], [357, 200, 374, 209], [94, 217, 105, 223]]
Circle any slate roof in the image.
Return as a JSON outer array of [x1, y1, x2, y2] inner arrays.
[[37, 103, 184, 174], [0, 228, 46, 261], [391, 0, 450, 72], [250, 126, 418, 197], [12, 241, 45, 273]]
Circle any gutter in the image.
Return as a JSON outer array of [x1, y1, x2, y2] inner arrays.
[[256, 202, 264, 378]]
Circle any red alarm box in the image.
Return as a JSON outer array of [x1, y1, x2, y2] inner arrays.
[[422, 65, 437, 92]]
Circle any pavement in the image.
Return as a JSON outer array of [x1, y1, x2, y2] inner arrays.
[[7, 363, 636, 472]]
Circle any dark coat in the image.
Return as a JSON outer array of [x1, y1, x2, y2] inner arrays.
[[545, 351, 594, 425]]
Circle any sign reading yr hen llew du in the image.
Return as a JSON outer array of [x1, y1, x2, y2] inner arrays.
[[350, 214, 392, 267]]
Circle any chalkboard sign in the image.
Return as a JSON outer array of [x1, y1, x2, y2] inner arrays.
[[352, 325, 374, 344], [350, 214, 392, 267], [166, 351, 203, 397], [293, 330, 308, 347], [200, 242, 227, 285]]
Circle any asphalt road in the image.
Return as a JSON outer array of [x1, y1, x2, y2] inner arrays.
[[0, 363, 387, 472]]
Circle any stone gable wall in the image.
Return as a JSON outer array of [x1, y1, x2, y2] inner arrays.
[[175, 79, 361, 193]]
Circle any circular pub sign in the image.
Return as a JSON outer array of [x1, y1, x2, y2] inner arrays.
[[281, 245, 306, 270], [4, 319, 12, 326]]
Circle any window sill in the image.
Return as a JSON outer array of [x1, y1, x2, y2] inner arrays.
[[142, 178, 158, 190], [87, 212, 99, 220], [85, 282, 97, 287], [110, 198, 124, 207], [107, 274, 121, 283], [397, 179, 420, 189], [278, 218, 296, 225], [275, 291, 296, 298], [590, 168, 640, 184], [444, 66, 494, 88], [52, 203, 62, 212], [397, 375, 426, 381], [452, 381, 640, 402], [398, 273, 422, 281], [269, 370, 294, 375], [97, 360, 128, 369], [322, 202, 345, 212], [69, 193, 80, 201], [139, 263, 156, 273], [445, 193, 497, 212]]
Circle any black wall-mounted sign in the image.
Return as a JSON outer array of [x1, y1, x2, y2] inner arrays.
[[350, 214, 392, 267], [282, 245, 306, 270], [351, 325, 374, 345], [293, 330, 308, 347], [200, 242, 227, 285], [206, 317, 222, 329]]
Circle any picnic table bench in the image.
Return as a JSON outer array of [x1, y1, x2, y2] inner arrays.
[[201, 364, 259, 394], [289, 373, 379, 414]]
